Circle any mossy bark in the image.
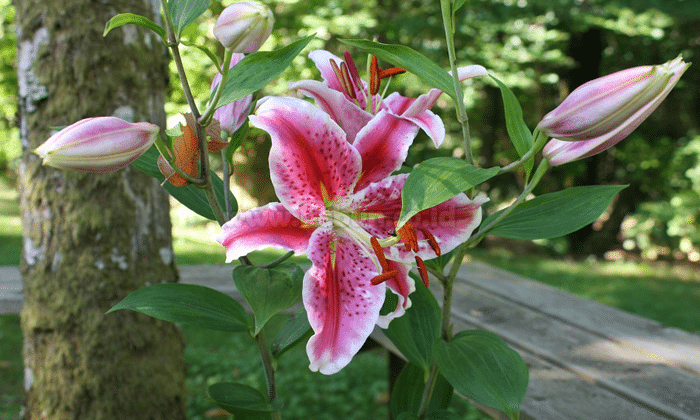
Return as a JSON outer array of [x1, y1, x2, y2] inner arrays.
[[16, 1, 187, 419]]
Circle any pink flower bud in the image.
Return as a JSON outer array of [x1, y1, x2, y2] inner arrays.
[[34, 117, 159, 173], [213, 1, 274, 53], [541, 56, 689, 165], [212, 53, 253, 132]]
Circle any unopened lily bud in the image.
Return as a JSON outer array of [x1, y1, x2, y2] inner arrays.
[[212, 53, 253, 132], [213, 1, 274, 53], [34, 117, 159, 173], [540, 56, 689, 165]]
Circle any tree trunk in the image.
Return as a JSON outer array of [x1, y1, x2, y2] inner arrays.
[[16, 1, 187, 419]]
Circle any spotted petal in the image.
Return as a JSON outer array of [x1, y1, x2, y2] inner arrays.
[[249, 97, 363, 221], [349, 174, 487, 261], [304, 227, 387, 374], [353, 110, 419, 191], [216, 203, 315, 262], [376, 260, 414, 329]]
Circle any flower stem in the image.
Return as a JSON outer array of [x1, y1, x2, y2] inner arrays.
[[498, 129, 548, 175], [199, 50, 234, 127], [469, 159, 550, 246], [440, 0, 473, 165], [417, 363, 439, 418], [160, 0, 225, 225], [255, 329, 281, 420]]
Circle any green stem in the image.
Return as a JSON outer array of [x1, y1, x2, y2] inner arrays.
[[417, 363, 439, 418], [221, 147, 233, 221], [468, 159, 550, 246], [440, 0, 473, 165], [199, 50, 234, 127], [255, 329, 281, 420], [160, 0, 225, 225], [498, 129, 548, 175]]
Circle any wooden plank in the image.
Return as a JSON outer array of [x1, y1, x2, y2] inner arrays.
[[434, 273, 700, 420], [371, 328, 671, 420], [457, 262, 700, 375]]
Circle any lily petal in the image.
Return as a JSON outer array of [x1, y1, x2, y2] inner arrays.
[[353, 111, 419, 191], [289, 79, 373, 144], [376, 260, 414, 328], [349, 174, 487, 260], [216, 203, 315, 262], [249, 97, 363, 221], [382, 65, 488, 147], [308, 50, 347, 93], [304, 227, 386, 375]]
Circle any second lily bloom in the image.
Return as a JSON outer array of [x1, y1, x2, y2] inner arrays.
[[541, 56, 690, 165]]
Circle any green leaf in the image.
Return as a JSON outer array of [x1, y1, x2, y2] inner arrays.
[[167, 0, 211, 37], [339, 39, 456, 99], [398, 157, 498, 227], [396, 413, 420, 420], [271, 308, 312, 359], [484, 184, 627, 240], [108, 283, 250, 332], [490, 75, 533, 176], [453, 0, 467, 12], [383, 275, 441, 370], [391, 363, 454, 418], [225, 120, 250, 169], [426, 410, 462, 420], [131, 146, 237, 221], [207, 382, 273, 420], [434, 330, 529, 420], [218, 35, 315, 107], [103, 13, 166, 39], [233, 263, 304, 335]]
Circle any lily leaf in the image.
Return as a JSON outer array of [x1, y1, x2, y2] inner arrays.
[[483, 184, 627, 240], [207, 382, 273, 420], [167, 0, 211, 37], [103, 13, 166, 39], [398, 157, 498, 228], [233, 263, 304, 335], [108, 283, 251, 333], [434, 330, 529, 420], [340, 39, 456, 99], [218, 35, 315, 108], [490, 75, 534, 177], [383, 274, 441, 370]]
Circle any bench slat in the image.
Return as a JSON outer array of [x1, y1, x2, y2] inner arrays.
[[458, 262, 700, 374]]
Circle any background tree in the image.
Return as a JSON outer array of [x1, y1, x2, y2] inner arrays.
[[15, 0, 187, 418]]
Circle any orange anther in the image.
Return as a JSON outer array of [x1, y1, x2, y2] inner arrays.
[[379, 67, 406, 79], [397, 222, 419, 253], [419, 228, 441, 257], [370, 237, 389, 271], [371, 270, 399, 286], [415, 256, 429, 287], [370, 56, 381, 96]]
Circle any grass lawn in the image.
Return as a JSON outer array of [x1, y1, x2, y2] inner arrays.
[[2, 182, 700, 418]]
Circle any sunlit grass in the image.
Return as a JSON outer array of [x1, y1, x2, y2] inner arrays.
[[0, 178, 21, 266]]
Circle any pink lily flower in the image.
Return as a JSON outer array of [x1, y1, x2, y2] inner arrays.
[[216, 97, 486, 374], [289, 50, 488, 147]]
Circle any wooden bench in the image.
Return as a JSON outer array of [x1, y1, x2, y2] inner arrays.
[[2, 263, 699, 419]]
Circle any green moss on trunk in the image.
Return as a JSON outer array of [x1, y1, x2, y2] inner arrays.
[[16, 0, 187, 419]]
